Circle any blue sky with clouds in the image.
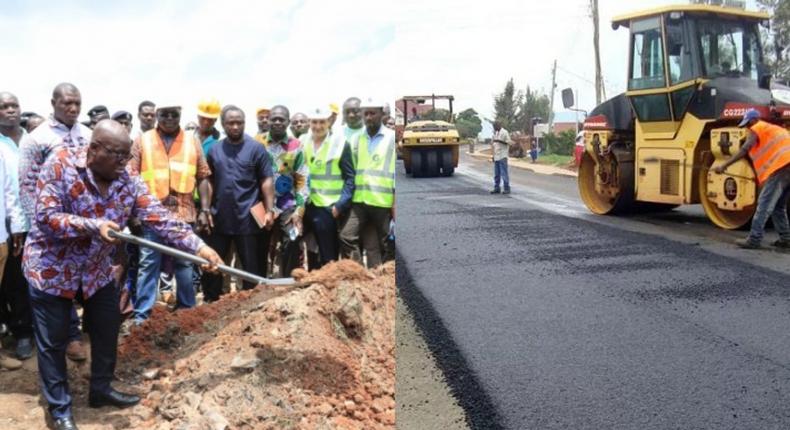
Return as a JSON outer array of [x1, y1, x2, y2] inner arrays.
[[2, 0, 766, 136]]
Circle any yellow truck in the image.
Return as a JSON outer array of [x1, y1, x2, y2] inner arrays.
[[567, 3, 788, 229], [399, 95, 461, 177]]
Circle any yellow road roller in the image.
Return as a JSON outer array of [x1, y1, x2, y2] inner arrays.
[[565, 3, 790, 229]]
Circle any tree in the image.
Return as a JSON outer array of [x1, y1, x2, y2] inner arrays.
[[493, 78, 523, 131], [541, 129, 576, 155], [455, 108, 483, 139], [758, 0, 790, 84], [516, 86, 551, 135]]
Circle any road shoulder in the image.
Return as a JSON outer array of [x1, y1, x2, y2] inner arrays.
[[468, 148, 578, 178], [396, 292, 469, 430]]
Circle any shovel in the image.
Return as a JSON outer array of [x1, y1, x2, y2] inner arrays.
[[108, 230, 298, 286]]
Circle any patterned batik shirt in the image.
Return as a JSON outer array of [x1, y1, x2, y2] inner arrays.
[[19, 116, 92, 221], [263, 134, 309, 217], [23, 146, 204, 300]]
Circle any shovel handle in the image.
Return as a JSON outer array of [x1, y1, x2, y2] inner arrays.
[[108, 230, 296, 286]]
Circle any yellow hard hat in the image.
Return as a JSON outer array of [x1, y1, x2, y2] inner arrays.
[[197, 97, 221, 119], [329, 103, 340, 114]]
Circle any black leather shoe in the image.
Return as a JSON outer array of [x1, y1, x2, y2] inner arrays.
[[88, 389, 140, 408], [54, 416, 78, 430], [490, 189, 501, 194]]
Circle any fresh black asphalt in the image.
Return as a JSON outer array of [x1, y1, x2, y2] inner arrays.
[[397, 163, 790, 429]]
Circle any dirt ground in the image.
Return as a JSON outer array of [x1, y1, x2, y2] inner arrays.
[[0, 260, 395, 430]]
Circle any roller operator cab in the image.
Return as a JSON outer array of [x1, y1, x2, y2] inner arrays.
[[574, 4, 788, 229]]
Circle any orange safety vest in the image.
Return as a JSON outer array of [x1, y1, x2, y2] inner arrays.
[[139, 129, 198, 200], [748, 121, 790, 184]]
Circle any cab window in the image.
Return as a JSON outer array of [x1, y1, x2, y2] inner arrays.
[[666, 18, 694, 84], [697, 19, 761, 80], [629, 17, 666, 90]]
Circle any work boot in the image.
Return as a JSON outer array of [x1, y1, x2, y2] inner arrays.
[[490, 189, 501, 194], [735, 238, 761, 249], [16, 337, 33, 360], [0, 352, 22, 370], [503, 189, 511, 195], [66, 340, 87, 362]]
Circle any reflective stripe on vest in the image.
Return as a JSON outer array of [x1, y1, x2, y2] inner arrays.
[[352, 130, 395, 208], [139, 129, 198, 200], [305, 134, 345, 207], [748, 121, 790, 184]]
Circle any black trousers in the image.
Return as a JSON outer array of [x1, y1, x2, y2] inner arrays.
[[203, 231, 269, 301], [29, 282, 121, 420], [305, 204, 339, 268], [0, 234, 32, 339], [276, 208, 302, 277]]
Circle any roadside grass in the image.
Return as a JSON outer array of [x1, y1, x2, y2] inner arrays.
[[535, 153, 573, 166]]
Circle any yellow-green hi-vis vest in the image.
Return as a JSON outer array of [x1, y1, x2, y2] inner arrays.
[[305, 134, 345, 207], [352, 130, 395, 208]]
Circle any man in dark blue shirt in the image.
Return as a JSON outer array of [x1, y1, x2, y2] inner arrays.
[[204, 105, 274, 301]]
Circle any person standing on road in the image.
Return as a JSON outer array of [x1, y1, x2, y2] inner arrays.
[[25, 120, 221, 430], [0, 92, 32, 369], [128, 103, 212, 322], [131, 100, 156, 142], [19, 82, 91, 363], [204, 105, 274, 300], [304, 107, 355, 268], [491, 121, 512, 194], [339, 98, 396, 268], [714, 108, 790, 249], [263, 105, 309, 277]]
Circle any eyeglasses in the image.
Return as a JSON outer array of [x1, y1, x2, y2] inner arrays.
[[158, 110, 180, 119], [96, 140, 132, 162]]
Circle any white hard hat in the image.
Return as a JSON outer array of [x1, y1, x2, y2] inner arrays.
[[360, 97, 386, 109], [156, 102, 182, 111], [307, 107, 331, 120]]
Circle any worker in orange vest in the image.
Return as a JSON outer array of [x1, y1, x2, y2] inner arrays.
[[128, 103, 212, 322], [714, 108, 790, 249]]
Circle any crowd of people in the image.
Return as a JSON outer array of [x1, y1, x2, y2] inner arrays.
[[0, 83, 396, 430]]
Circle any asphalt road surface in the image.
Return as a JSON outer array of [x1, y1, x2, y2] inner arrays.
[[397, 150, 790, 429]]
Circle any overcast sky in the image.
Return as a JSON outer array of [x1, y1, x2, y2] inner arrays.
[[2, 0, 764, 135]]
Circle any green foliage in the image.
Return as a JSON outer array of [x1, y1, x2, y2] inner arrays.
[[493, 80, 551, 133], [493, 78, 522, 131], [758, 0, 790, 83], [516, 85, 551, 135], [541, 129, 576, 156], [455, 108, 483, 139]]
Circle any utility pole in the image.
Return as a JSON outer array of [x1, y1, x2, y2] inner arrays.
[[591, 0, 606, 105], [548, 59, 557, 134]]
